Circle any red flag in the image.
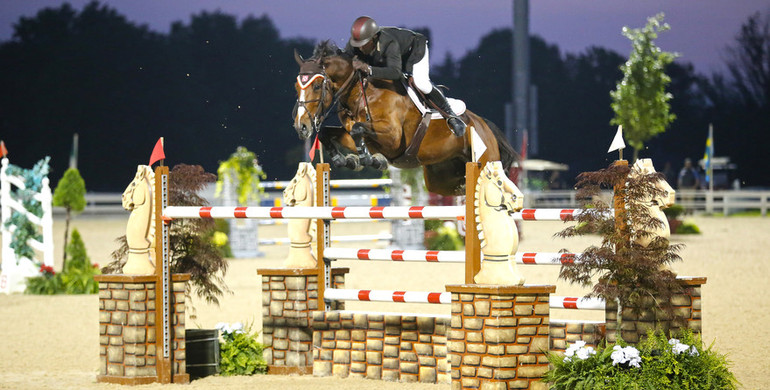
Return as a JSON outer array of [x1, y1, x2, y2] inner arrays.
[[149, 137, 165, 166], [309, 135, 321, 161], [0, 141, 7, 158]]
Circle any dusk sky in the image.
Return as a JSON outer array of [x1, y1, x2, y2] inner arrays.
[[2, 1, 768, 75]]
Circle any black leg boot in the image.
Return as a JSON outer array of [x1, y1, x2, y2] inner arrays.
[[426, 88, 466, 136]]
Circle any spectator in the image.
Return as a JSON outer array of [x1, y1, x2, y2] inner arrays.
[[677, 158, 700, 213]]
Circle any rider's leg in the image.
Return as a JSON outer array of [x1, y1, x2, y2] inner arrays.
[[413, 46, 466, 137]]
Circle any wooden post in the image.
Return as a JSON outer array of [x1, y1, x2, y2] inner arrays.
[[315, 163, 330, 310], [153, 165, 172, 383], [612, 160, 630, 241], [464, 162, 481, 284]]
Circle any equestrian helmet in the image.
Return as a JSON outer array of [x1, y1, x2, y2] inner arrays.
[[349, 16, 379, 47]]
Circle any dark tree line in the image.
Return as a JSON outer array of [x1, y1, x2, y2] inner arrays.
[[1, 2, 768, 190]]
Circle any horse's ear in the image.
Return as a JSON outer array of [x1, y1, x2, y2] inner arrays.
[[294, 49, 304, 65]]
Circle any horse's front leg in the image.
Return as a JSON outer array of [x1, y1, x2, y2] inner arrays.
[[350, 122, 388, 170], [320, 126, 361, 171]]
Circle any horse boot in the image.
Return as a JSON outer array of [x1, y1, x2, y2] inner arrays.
[[427, 88, 466, 137]]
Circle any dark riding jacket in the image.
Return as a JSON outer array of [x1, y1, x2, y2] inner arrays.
[[346, 27, 427, 80]]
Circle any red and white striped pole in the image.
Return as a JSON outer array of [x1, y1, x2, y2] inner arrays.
[[324, 288, 450, 304]]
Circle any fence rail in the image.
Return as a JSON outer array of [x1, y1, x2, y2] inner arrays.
[[25, 189, 768, 216]]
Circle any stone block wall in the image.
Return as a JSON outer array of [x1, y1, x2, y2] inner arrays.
[[549, 320, 605, 352], [605, 277, 706, 344], [258, 267, 347, 374], [312, 311, 450, 383], [445, 285, 555, 390], [95, 274, 189, 385]]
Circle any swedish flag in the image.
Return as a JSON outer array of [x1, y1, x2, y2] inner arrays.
[[703, 124, 713, 186]]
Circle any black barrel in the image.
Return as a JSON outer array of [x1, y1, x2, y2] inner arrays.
[[186, 329, 220, 379]]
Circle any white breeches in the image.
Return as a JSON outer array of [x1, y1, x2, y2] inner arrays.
[[412, 45, 432, 94]]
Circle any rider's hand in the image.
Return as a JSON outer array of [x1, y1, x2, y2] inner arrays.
[[352, 58, 372, 75]]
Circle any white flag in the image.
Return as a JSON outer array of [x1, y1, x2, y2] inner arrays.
[[471, 126, 487, 162], [607, 125, 625, 153]]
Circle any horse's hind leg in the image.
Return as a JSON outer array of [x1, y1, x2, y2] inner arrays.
[[423, 158, 467, 196]]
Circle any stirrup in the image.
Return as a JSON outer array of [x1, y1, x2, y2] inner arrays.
[[447, 116, 466, 137]]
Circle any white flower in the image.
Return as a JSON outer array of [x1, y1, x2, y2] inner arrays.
[[230, 322, 245, 334], [668, 338, 680, 346], [576, 346, 595, 360], [611, 345, 641, 367], [672, 342, 690, 355], [688, 346, 699, 356], [215, 322, 229, 332]]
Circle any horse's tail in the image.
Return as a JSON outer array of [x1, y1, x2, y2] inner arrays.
[[482, 118, 519, 169]]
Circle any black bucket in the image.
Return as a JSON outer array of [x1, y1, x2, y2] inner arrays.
[[186, 329, 220, 379]]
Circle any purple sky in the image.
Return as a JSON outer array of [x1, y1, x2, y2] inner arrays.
[[1, 0, 768, 75]]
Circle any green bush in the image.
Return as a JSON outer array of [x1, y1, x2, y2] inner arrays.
[[544, 330, 737, 389], [424, 221, 463, 250], [25, 229, 100, 294], [217, 322, 267, 376], [663, 204, 685, 220], [676, 222, 701, 234]]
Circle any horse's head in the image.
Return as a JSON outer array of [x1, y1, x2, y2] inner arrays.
[[122, 165, 151, 210], [632, 158, 675, 209], [293, 41, 354, 140], [481, 161, 524, 214], [283, 162, 316, 207]]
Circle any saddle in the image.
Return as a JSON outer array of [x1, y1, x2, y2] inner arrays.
[[389, 78, 468, 167]]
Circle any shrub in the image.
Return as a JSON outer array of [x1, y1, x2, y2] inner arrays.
[[424, 220, 463, 250], [216, 322, 267, 376], [544, 330, 738, 389], [25, 229, 100, 294]]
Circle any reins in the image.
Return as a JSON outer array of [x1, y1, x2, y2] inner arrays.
[[295, 66, 360, 134]]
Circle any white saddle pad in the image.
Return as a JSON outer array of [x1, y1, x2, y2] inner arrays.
[[405, 85, 466, 120]]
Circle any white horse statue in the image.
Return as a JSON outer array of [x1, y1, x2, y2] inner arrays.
[[629, 158, 676, 247], [473, 161, 526, 285], [121, 165, 156, 274], [283, 163, 317, 268]]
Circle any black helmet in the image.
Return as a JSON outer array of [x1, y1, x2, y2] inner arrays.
[[349, 16, 379, 48]]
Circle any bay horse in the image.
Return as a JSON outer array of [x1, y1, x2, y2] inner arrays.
[[293, 41, 517, 196]]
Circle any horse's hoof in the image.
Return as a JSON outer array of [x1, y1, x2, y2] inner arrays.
[[359, 153, 372, 167], [331, 154, 346, 168], [372, 154, 389, 171], [345, 155, 360, 170]]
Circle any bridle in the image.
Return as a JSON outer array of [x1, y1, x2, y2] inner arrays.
[[294, 63, 360, 134]]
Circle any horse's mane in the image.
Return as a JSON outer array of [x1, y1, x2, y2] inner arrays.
[[312, 40, 351, 61]]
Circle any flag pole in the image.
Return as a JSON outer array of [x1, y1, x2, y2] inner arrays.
[[708, 124, 713, 193]]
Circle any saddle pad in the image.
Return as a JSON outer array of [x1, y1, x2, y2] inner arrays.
[[404, 83, 466, 120]]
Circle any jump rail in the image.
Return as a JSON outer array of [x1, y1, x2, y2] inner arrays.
[[324, 247, 580, 265], [164, 205, 591, 221]]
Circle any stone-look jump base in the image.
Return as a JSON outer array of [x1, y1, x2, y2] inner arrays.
[[605, 277, 707, 344], [445, 284, 555, 390], [312, 311, 451, 383], [549, 320, 605, 352], [258, 268, 348, 375], [94, 274, 190, 385]]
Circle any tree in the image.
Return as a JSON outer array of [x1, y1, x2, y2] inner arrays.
[[610, 14, 677, 162], [52, 167, 86, 269], [556, 162, 683, 342], [106, 164, 229, 305], [725, 11, 770, 110]]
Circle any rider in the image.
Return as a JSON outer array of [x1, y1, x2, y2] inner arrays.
[[346, 16, 466, 137]]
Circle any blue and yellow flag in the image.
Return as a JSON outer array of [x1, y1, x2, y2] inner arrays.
[[703, 124, 713, 186]]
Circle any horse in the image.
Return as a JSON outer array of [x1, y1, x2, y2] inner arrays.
[[628, 158, 676, 248], [282, 162, 317, 268], [293, 41, 518, 196], [473, 161, 526, 285], [121, 165, 156, 274]]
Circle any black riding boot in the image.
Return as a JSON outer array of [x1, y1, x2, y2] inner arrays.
[[426, 88, 466, 136]]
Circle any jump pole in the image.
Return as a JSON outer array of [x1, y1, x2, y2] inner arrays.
[[315, 163, 331, 310], [153, 164, 174, 383], [464, 162, 481, 283]]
